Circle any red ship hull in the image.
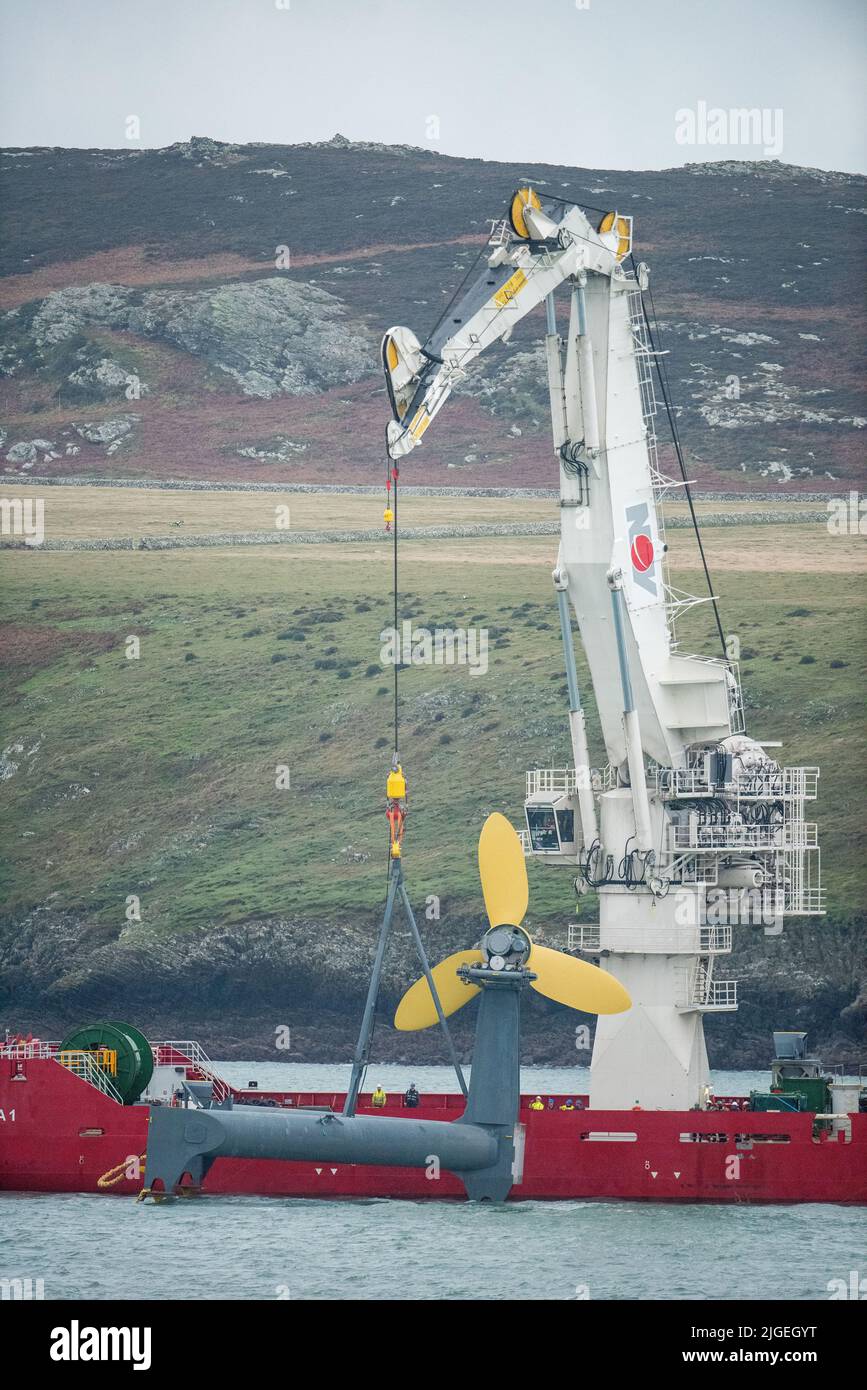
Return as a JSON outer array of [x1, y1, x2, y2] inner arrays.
[[2, 1051, 864, 1203]]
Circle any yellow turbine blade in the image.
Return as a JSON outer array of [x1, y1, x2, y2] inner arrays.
[[478, 812, 529, 930], [394, 950, 483, 1032], [528, 944, 631, 1015]]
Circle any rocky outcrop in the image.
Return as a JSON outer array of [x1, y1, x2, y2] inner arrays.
[[5, 277, 374, 399], [456, 345, 548, 427], [296, 131, 432, 157], [4, 438, 56, 466], [73, 415, 139, 445], [681, 159, 860, 185], [66, 356, 147, 399]]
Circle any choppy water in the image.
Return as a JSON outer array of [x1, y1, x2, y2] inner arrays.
[[2, 1065, 865, 1301]]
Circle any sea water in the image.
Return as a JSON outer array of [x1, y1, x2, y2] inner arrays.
[[2, 1064, 864, 1301]]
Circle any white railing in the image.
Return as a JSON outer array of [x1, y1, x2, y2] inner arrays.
[[568, 924, 732, 955], [739, 767, 820, 801], [655, 765, 819, 801], [700, 926, 731, 952], [728, 665, 746, 736], [655, 766, 712, 796], [527, 767, 577, 796], [783, 884, 826, 915], [679, 974, 738, 1011], [705, 979, 738, 1009], [568, 924, 600, 952], [0, 1040, 61, 1059], [785, 822, 819, 849], [628, 287, 659, 425], [1, 1036, 234, 1104], [662, 854, 720, 886], [0, 1042, 126, 1104], [668, 822, 818, 852], [525, 766, 613, 797], [152, 1041, 232, 1102]]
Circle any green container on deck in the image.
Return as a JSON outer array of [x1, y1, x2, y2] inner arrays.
[[750, 1091, 806, 1113], [776, 1077, 829, 1113]]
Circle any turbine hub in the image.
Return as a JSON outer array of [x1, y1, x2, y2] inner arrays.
[[482, 925, 531, 969]]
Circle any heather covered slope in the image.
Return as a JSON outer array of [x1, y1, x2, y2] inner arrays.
[[1, 136, 864, 489]]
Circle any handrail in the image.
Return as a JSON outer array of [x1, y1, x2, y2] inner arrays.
[[0, 1040, 61, 1058], [55, 1050, 124, 1103], [152, 1040, 232, 1102]]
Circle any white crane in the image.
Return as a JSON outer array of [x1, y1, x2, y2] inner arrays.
[[382, 189, 822, 1110]]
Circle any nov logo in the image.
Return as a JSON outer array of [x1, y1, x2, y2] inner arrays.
[[625, 502, 657, 598]]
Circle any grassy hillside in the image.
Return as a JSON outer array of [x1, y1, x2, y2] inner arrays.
[[1, 506, 864, 1062]]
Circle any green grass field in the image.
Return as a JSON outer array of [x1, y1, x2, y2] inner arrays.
[[2, 517, 864, 961], [0, 484, 823, 539]]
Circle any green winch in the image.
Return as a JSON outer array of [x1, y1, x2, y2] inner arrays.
[[58, 1020, 154, 1105]]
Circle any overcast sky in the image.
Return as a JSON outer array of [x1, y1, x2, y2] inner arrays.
[[1, 0, 865, 173]]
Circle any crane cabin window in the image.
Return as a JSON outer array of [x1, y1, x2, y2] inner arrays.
[[526, 807, 559, 852]]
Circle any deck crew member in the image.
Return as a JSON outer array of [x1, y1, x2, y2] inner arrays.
[[372, 1085, 387, 1108], [529, 1095, 544, 1111], [404, 1082, 419, 1108]]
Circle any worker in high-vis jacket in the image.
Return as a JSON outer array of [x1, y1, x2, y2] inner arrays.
[[529, 1095, 544, 1111], [372, 1085, 387, 1108]]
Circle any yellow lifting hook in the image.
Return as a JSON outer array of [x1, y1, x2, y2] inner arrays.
[[386, 761, 407, 858]]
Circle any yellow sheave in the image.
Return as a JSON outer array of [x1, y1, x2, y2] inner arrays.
[[528, 944, 632, 1015], [394, 949, 483, 1031], [478, 812, 528, 929], [509, 187, 541, 239]]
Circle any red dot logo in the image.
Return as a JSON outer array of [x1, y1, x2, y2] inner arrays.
[[630, 533, 654, 573]]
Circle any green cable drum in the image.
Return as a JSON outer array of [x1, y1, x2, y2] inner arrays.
[[104, 1020, 154, 1096], [58, 1021, 154, 1104]]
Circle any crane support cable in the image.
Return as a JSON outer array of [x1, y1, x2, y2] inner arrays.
[[383, 450, 407, 871], [639, 275, 728, 660], [392, 458, 399, 757]]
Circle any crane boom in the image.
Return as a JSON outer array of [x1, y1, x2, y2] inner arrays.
[[383, 193, 623, 458], [382, 188, 739, 779]]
